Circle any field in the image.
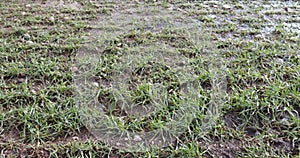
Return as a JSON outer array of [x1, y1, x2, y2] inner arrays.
[[0, 0, 299, 157]]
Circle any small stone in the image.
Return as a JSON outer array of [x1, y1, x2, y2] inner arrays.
[[16, 77, 26, 84], [72, 136, 79, 141], [49, 16, 55, 22], [208, 1, 219, 5], [71, 66, 78, 73], [223, 4, 231, 9], [21, 12, 26, 16], [208, 15, 216, 19], [26, 40, 34, 45], [117, 43, 123, 47], [92, 82, 99, 87], [23, 34, 31, 40], [133, 135, 142, 142], [276, 58, 284, 64], [25, 4, 31, 8], [31, 89, 37, 94], [63, 16, 70, 21], [254, 34, 263, 39]]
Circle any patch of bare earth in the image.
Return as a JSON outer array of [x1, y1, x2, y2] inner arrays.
[[199, 139, 246, 158], [0, 127, 95, 157]]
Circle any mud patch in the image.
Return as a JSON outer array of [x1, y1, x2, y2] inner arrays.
[[199, 139, 245, 158]]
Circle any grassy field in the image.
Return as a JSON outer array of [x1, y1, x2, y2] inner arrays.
[[0, 0, 299, 157]]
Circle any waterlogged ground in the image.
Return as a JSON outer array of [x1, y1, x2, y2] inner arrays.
[[0, 0, 299, 157]]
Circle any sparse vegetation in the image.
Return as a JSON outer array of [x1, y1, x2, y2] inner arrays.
[[0, 0, 299, 157]]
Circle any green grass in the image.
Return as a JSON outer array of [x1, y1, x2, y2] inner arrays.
[[0, 0, 299, 157]]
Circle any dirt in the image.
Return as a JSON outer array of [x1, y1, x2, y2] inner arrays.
[[201, 139, 245, 158]]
